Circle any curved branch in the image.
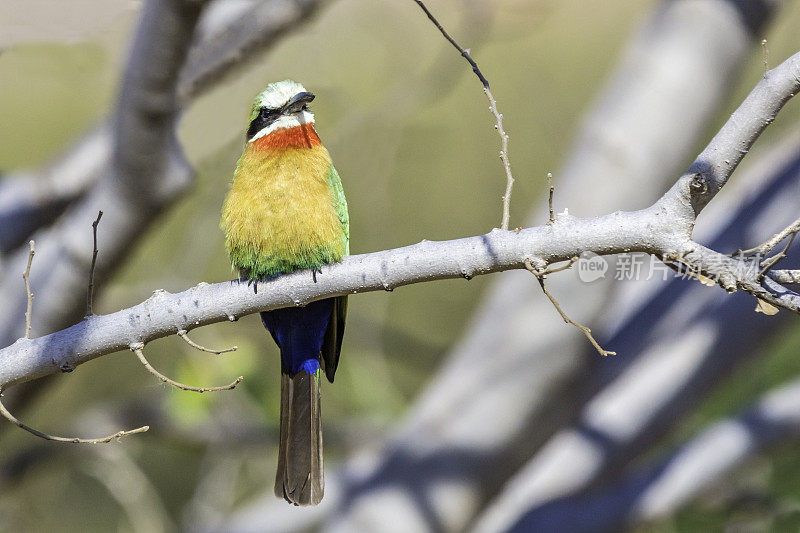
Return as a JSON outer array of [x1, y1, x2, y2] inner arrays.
[[0, 397, 148, 444], [131, 344, 242, 393]]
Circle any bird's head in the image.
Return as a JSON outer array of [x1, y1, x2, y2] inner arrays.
[[246, 80, 316, 142]]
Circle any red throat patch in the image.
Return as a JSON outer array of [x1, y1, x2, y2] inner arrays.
[[251, 123, 322, 150]]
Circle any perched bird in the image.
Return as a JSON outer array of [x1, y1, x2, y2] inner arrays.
[[220, 80, 349, 506]]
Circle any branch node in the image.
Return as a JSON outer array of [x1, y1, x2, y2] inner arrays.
[[689, 173, 708, 194]]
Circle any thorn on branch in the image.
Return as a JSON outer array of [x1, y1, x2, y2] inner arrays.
[[23, 240, 35, 339], [0, 392, 148, 444], [131, 343, 242, 393], [177, 329, 237, 355], [524, 258, 616, 357], [411, 0, 516, 231], [87, 210, 103, 317]]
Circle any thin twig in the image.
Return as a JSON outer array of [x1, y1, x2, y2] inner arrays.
[[411, 0, 515, 230], [131, 344, 242, 393], [759, 232, 796, 279], [487, 86, 515, 230], [23, 240, 35, 339], [178, 330, 237, 355], [0, 393, 148, 444], [87, 210, 103, 316], [547, 172, 555, 224], [739, 216, 800, 256], [410, 0, 489, 88], [762, 39, 769, 75], [524, 259, 616, 357]]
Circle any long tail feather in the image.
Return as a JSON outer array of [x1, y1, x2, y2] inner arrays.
[[275, 372, 323, 505]]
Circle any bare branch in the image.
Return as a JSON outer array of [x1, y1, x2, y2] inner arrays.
[[769, 269, 800, 285], [2, 47, 799, 404], [757, 231, 795, 279], [0, 0, 206, 349], [86, 210, 103, 317], [0, 394, 148, 444], [214, 3, 786, 529], [471, 135, 800, 533], [178, 0, 322, 102], [411, 0, 515, 230], [668, 50, 800, 216], [0, 0, 322, 260], [178, 329, 237, 355], [410, 0, 489, 87], [739, 216, 800, 256], [131, 343, 242, 393], [484, 374, 800, 532], [22, 241, 34, 339], [0, 216, 664, 390], [524, 258, 615, 357]]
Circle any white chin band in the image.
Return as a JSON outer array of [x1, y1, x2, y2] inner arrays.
[[248, 110, 315, 142]]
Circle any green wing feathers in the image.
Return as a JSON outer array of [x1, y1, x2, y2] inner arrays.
[[320, 166, 348, 383], [327, 166, 350, 253]]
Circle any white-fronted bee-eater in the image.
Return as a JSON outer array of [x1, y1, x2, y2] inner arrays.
[[221, 80, 349, 506]]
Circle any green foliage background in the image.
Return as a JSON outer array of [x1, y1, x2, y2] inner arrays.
[[1, 1, 800, 531]]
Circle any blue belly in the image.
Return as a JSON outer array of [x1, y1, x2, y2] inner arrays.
[[260, 298, 334, 375]]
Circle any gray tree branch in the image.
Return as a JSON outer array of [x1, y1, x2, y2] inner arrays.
[[296, 2, 787, 531], [0, 0, 323, 255], [2, 49, 799, 405], [471, 130, 800, 533], [0, 0, 207, 352], [493, 373, 800, 533]]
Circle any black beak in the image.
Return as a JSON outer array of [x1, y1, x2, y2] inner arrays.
[[284, 91, 315, 114]]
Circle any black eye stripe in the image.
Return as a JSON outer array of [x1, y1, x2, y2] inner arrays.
[[246, 107, 281, 140]]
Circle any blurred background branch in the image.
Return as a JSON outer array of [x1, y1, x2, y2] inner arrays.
[[231, 2, 791, 532], [2, 1, 800, 532]]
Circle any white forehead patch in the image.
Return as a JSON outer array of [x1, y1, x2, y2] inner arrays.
[[255, 80, 309, 109], [248, 109, 315, 143]]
